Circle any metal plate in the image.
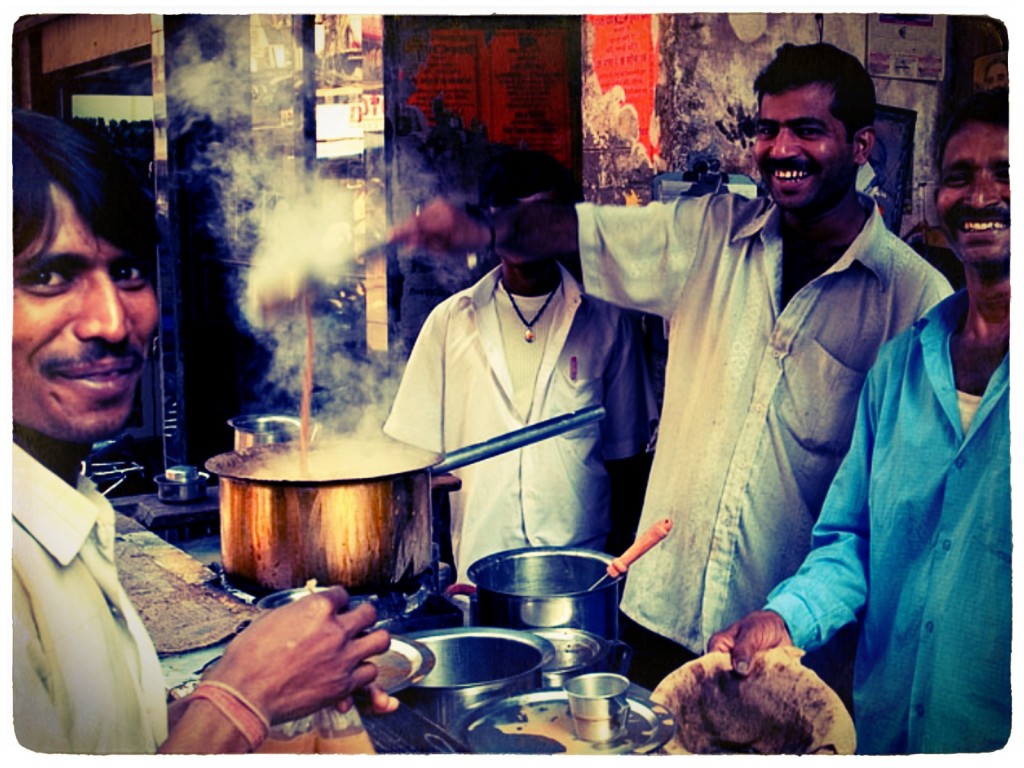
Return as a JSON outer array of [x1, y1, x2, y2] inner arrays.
[[368, 635, 436, 694], [456, 685, 675, 754], [173, 635, 435, 698], [255, 585, 341, 611]]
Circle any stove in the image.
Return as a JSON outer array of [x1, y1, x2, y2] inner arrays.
[[112, 490, 465, 635]]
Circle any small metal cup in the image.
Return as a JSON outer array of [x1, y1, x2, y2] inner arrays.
[[564, 672, 631, 742]]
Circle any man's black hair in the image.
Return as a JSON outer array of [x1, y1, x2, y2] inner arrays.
[[754, 43, 876, 140], [937, 87, 1009, 168], [12, 109, 157, 262], [479, 149, 583, 209]]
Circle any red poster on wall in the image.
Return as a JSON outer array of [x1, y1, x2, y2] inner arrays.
[[488, 29, 572, 165], [405, 26, 573, 168], [405, 29, 487, 127], [588, 14, 659, 162]]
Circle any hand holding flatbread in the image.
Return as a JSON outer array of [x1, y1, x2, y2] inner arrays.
[[651, 646, 855, 755]]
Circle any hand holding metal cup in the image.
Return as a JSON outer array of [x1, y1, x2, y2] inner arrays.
[[564, 673, 631, 743]]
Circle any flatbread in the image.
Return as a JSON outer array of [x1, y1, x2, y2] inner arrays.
[[115, 524, 258, 655], [651, 646, 855, 755]]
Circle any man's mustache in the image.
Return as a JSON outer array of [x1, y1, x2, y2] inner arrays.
[[39, 340, 147, 378]]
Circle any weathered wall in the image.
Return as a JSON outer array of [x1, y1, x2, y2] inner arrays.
[[582, 12, 1006, 236]]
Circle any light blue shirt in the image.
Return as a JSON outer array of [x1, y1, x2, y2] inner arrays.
[[766, 291, 1011, 754]]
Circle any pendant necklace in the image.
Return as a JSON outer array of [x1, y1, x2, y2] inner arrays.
[[502, 279, 559, 343]]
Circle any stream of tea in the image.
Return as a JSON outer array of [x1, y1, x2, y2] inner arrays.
[[299, 289, 314, 475]]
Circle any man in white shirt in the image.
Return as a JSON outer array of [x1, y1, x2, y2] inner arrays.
[[385, 150, 654, 578], [389, 43, 951, 689], [11, 108, 396, 754]]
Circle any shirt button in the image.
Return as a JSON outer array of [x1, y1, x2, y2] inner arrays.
[[925, 621, 934, 633], [942, 539, 952, 551], [915, 704, 925, 718], [955, 456, 966, 468]]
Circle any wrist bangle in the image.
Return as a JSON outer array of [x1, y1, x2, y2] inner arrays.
[[191, 681, 271, 752]]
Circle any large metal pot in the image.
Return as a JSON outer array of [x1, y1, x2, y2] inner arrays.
[[467, 547, 623, 640], [206, 407, 606, 593], [396, 627, 555, 728], [207, 436, 439, 592]]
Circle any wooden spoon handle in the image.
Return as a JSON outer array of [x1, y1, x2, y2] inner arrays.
[[607, 518, 673, 577]]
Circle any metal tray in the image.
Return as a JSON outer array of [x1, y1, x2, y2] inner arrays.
[[455, 684, 675, 754], [369, 635, 436, 694]]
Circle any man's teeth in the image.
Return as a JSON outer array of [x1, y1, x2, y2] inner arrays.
[[962, 220, 1008, 232], [774, 169, 808, 181]]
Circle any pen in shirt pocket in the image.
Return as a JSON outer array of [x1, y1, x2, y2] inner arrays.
[[570, 355, 578, 382]]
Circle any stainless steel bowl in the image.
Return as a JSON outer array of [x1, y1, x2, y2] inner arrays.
[[398, 627, 555, 728]]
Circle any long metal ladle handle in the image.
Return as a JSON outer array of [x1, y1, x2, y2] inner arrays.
[[434, 405, 606, 474], [588, 518, 674, 591]]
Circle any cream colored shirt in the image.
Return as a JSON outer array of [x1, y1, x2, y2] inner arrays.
[[493, 282, 562, 416], [579, 193, 952, 652], [12, 444, 168, 754]]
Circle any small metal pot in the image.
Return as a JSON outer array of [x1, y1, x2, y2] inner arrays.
[[467, 547, 623, 640], [397, 627, 555, 728], [153, 465, 209, 503], [228, 414, 318, 451]]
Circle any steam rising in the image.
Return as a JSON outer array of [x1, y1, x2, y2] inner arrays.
[[167, 21, 400, 441]]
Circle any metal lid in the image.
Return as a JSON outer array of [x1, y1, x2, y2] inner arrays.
[[530, 628, 609, 673], [164, 464, 199, 483]]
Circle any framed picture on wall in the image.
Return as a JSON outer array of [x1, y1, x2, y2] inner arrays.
[[973, 52, 1008, 91], [857, 104, 917, 234]]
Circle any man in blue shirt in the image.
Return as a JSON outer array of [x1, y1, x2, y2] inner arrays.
[[708, 87, 1010, 754]]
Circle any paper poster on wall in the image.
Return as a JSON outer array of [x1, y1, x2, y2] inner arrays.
[[404, 26, 573, 168], [587, 14, 658, 163], [405, 29, 487, 129], [866, 14, 947, 82], [489, 29, 573, 165]]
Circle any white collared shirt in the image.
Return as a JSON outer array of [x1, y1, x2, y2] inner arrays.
[[12, 444, 168, 754], [579, 192, 952, 652], [385, 263, 654, 577]]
